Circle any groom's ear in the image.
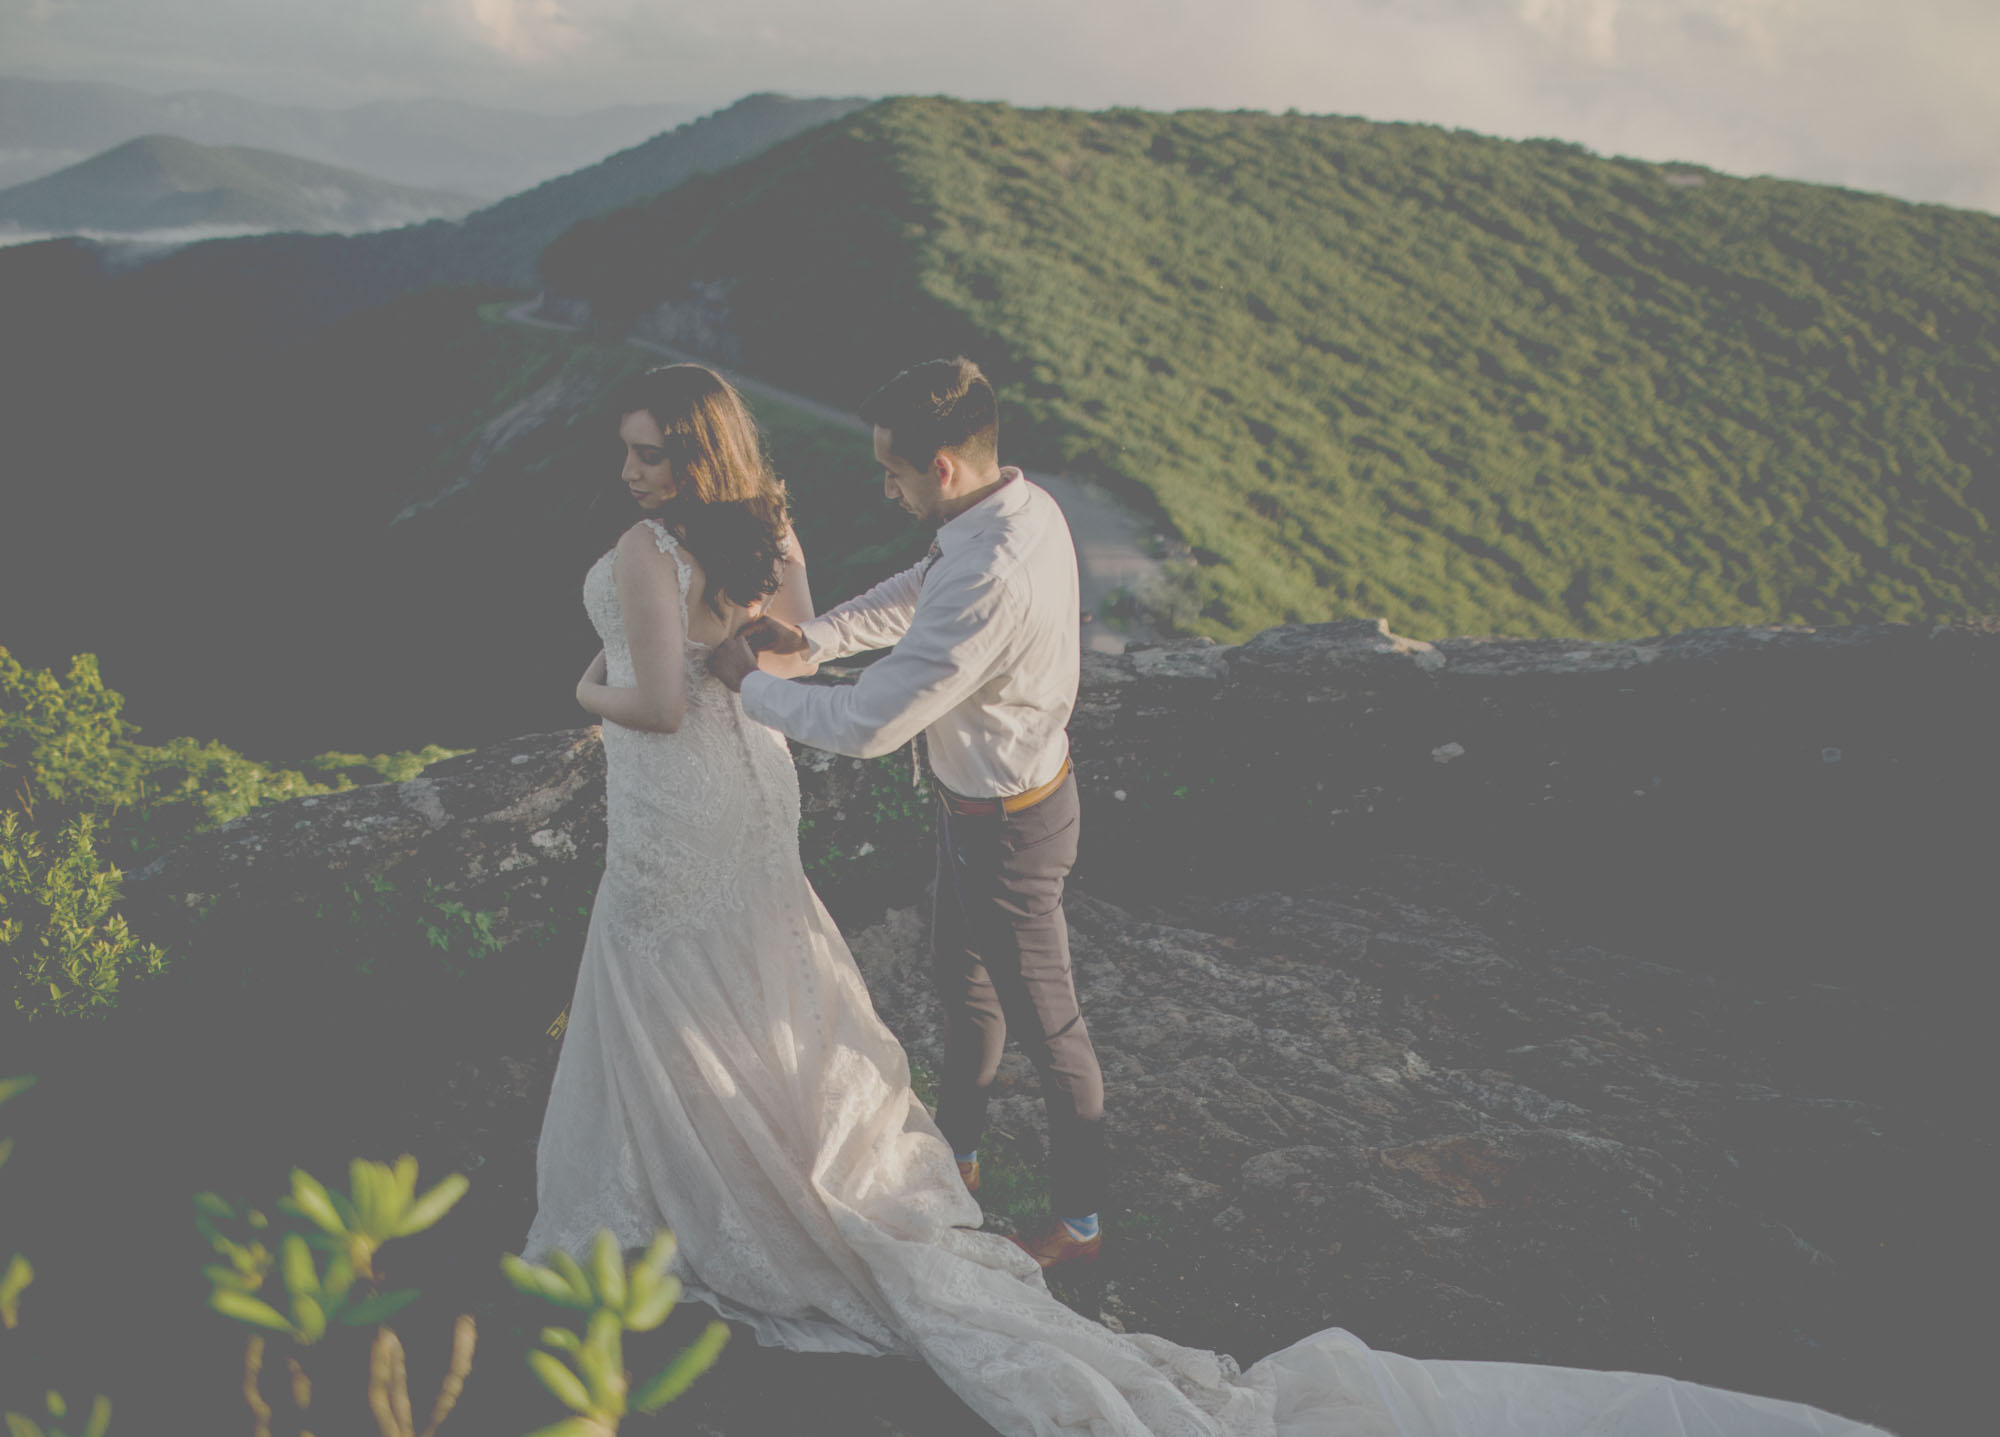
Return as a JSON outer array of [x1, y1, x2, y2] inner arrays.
[[931, 449, 956, 489]]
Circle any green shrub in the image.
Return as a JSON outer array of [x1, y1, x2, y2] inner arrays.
[[0, 812, 166, 1023], [1, 648, 470, 1018], [304, 747, 467, 788], [311, 874, 509, 982], [0, 648, 466, 862], [0, 652, 145, 822]]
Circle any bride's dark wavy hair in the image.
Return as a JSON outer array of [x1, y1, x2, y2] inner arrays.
[[612, 363, 790, 617]]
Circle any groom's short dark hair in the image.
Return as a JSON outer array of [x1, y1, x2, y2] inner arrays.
[[860, 357, 998, 468]]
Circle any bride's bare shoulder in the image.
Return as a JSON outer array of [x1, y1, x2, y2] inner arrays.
[[618, 518, 674, 553], [617, 520, 702, 572]]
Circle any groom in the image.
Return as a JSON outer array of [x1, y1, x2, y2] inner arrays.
[[709, 356, 1105, 1269]]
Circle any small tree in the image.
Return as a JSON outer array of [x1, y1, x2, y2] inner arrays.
[[0, 812, 166, 1022]]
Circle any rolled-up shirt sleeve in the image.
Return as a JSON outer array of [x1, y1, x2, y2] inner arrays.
[[742, 566, 1009, 760], [797, 562, 925, 663]]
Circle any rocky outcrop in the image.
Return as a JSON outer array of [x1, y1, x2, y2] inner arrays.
[[96, 616, 1996, 1433], [835, 859, 1924, 1421], [630, 280, 742, 365], [128, 727, 607, 923], [130, 616, 1998, 989], [386, 854, 1948, 1435], [1073, 617, 1998, 996], [392, 358, 619, 523]]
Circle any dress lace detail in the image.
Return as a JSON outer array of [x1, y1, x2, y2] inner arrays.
[[523, 527, 1885, 1436], [575, 521, 795, 941]]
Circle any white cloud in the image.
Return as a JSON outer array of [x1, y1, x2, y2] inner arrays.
[[1512, 0, 1799, 65], [440, 0, 592, 62], [1518, 0, 1623, 62]]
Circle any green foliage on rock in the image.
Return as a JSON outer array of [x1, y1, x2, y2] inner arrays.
[[302, 748, 469, 788], [0, 647, 462, 1019], [796, 747, 935, 892], [315, 873, 510, 981], [0, 648, 464, 861], [0, 813, 166, 1022], [543, 97, 2000, 641]]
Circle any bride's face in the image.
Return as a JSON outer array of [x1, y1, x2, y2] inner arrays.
[[619, 410, 679, 508]]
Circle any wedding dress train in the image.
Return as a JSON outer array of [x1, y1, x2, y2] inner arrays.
[[522, 519, 1884, 1436]]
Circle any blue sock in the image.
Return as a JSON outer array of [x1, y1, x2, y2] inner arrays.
[[1060, 1213, 1099, 1241], [954, 1149, 978, 1165]]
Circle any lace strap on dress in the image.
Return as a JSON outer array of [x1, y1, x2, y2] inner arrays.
[[639, 518, 695, 612]]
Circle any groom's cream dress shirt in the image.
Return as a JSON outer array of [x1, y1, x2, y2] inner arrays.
[[738, 469, 1080, 799]]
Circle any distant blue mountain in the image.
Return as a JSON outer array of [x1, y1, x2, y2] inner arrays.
[[0, 73, 706, 197], [0, 133, 477, 235]]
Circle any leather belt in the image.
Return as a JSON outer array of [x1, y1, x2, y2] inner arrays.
[[935, 757, 1072, 818]]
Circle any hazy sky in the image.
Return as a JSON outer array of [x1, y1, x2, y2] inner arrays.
[[6, 0, 1998, 212]]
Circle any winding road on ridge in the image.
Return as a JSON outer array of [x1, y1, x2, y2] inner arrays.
[[504, 300, 1166, 653]]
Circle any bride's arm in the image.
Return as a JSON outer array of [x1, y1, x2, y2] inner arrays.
[[576, 524, 688, 733], [751, 526, 818, 680]]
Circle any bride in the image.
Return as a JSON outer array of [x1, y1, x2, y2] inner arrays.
[[521, 362, 1882, 1436]]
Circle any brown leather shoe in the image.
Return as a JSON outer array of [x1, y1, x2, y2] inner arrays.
[[957, 1156, 980, 1195], [1011, 1220, 1101, 1270]]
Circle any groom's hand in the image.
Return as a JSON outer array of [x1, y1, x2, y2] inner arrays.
[[709, 635, 759, 692], [740, 616, 808, 655]]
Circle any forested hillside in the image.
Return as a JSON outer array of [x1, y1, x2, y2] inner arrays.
[[444, 93, 867, 289], [0, 93, 865, 367], [6, 94, 1994, 750], [0, 290, 916, 755], [542, 98, 2000, 640]]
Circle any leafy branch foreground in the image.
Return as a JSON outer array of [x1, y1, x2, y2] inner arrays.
[[4, 1079, 727, 1437]]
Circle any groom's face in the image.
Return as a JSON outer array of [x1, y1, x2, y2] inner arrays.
[[875, 425, 943, 524]]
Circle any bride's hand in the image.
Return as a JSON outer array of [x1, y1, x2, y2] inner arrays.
[[577, 649, 608, 706]]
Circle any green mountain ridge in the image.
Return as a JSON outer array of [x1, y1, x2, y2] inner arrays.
[[0, 133, 479, 233], [435, 92, 869, 290], [0, 287, 920, 754], [3, 94, 1997, 754], [0, 94, 882, 753], [540, 97, 2000, 641], [0, 93, 870, 363]]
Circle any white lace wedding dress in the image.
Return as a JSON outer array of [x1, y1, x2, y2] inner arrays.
[[522, 520, 1885, 1437]]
